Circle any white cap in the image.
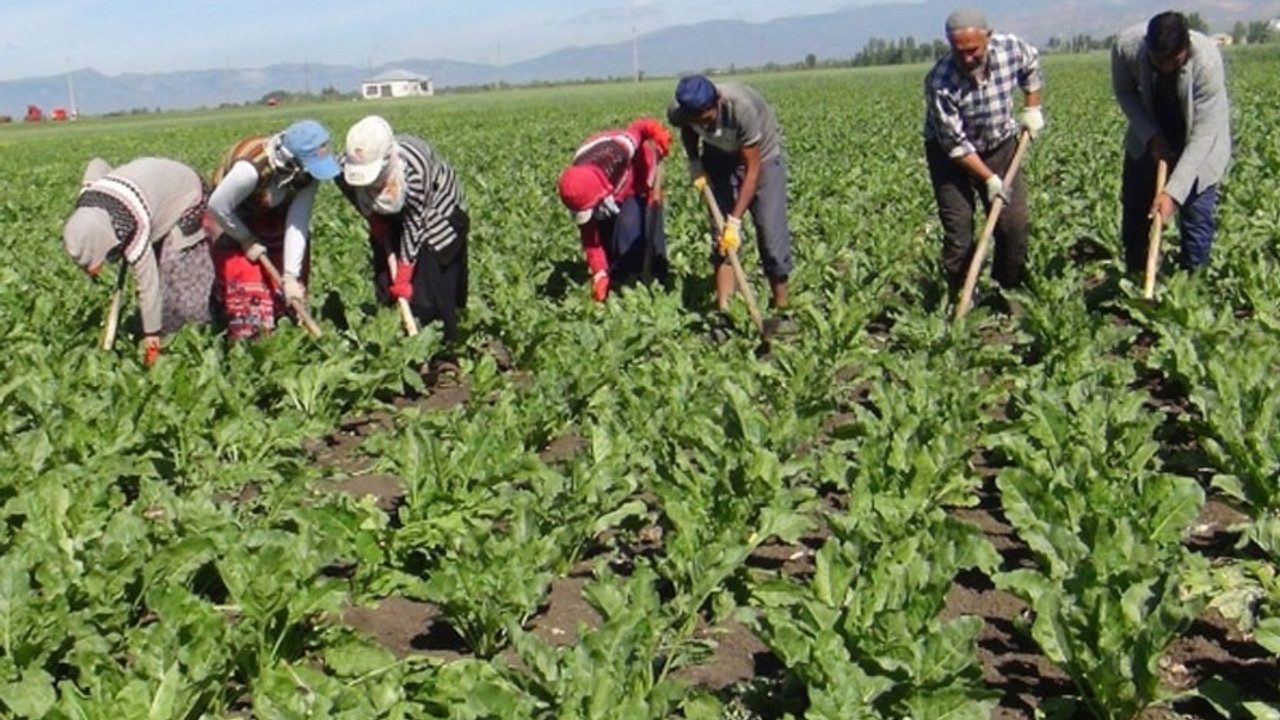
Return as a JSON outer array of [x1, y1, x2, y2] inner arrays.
[[343, 115, 395, 186]]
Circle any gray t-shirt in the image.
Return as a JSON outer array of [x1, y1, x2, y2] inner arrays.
[[667, 82, 783, 162]]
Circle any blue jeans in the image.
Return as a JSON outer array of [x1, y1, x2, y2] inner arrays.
[[1122, 153, 1218, 272]]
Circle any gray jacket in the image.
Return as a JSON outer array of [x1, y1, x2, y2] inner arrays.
[[1111, 26, 1231, 204], [71, 157, 207, 335]]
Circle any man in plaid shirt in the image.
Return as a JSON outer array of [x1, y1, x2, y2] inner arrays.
[[924, 8, 1044, 305]]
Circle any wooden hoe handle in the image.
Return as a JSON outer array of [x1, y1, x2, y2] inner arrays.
[[388, 257, 419, 337], [697, 181, 766, 338], [255, 255, 323, 338], [1142, 159, 1169, 300], [101, 262, 127, 350], [955, 129, 1032, 321]]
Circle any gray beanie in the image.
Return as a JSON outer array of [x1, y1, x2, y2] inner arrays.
[[946, 8, 990, 34], [63, 206, 117, 270]]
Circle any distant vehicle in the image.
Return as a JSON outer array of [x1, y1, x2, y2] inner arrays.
[[51, 108, 68, 121], [24, 105, 44, 122]]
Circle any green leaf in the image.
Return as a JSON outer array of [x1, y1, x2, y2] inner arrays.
[[1243, 701, 1280, 720], [2, 668, 56, 718], [324, 639, 398, 678], [679, 694, 723, 720], [147, 662, 180, 720], [591, 499, 648, 535], [901, 686, 995, 720], [1254, 617, 1280, 655]]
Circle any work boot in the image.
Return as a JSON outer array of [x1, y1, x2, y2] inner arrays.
[[422, 353, 462, 388], [702, 312, 736, 344], [762, 313, 798, 339]]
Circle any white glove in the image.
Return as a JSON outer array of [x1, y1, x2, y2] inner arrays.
[[282, 272, 306, 304], [984, 175, 1009, 205], [594, 195, 621, 221], [1019, 106, 1045, 138], [242, 242, 267, 262]]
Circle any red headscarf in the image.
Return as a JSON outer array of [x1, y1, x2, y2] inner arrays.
[[557, 164, 612, 224]]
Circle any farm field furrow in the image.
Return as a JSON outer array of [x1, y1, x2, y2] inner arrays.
[[1, 48, 1278, 719]]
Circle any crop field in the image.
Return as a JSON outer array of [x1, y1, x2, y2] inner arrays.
[[2, 46, 1279, 719]]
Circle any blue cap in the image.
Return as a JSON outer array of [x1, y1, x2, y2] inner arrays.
[[675, 75, 717, 113], [281, 119, 341, 180]]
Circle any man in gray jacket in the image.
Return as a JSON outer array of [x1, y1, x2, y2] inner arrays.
[[1112, 11, 1231, 273]]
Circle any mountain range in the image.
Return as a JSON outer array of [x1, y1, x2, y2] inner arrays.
[[2, 0, 1276, 117]]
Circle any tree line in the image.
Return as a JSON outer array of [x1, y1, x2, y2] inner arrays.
[[1231, 20, 1277, 45], [835, 13, 1277, 69]]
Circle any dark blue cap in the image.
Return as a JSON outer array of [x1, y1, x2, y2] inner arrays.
[[675, 75, 717, 113]]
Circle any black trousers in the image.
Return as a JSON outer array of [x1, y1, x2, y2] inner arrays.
[[926, 136, 1029, 294], [371, 208, 469, 345]]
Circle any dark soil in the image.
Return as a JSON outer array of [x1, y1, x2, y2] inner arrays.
[[311, 344, 1277, 719]]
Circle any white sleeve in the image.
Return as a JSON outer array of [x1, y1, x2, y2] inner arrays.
[[282, 181, 318, 278], [208, 161, 261, 244]]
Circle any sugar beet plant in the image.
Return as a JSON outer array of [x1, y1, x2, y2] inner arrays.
[[2, 47, 1279, 718], [989, 380, 1209, 719]]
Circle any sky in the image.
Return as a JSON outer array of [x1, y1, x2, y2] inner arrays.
[[0, 0, 906, 82]]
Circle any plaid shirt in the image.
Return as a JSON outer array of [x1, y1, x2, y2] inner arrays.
[[924, 33, 1042, 157]]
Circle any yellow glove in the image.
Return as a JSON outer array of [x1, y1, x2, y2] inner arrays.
[[692, 174, 708, 192], [718, 215, 741, 256]]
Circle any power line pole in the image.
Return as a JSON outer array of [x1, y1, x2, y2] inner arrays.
[[494, 42, 502, 90], [65, 57, 78, 119], [632, 25, 640, 82]]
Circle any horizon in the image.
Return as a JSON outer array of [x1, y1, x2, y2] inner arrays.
[[2, 0, 1274, 118], [0, 0, 879, 84]]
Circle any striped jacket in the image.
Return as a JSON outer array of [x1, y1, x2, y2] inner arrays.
[[341, 134, 466, 263]]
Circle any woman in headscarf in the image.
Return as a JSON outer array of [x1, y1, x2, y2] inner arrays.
[[336, 115, 470, 377], [557, 117, 671, 301], [207, 119, 340, 340], [62, 156, 215, 365]]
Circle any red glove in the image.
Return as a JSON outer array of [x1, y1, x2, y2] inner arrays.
[[143, 336, 161, 367], [390, 260, 415, 300], [592, 269, 610, 302]]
